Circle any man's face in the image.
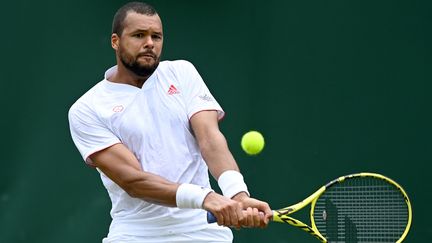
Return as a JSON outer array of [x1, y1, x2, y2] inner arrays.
[[113, 12, 163, 77]]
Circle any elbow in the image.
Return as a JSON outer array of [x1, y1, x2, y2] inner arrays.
[[199, 140, 218, 160], [198, 139, 212, 156], [198, 131, 225, 154], [124, 186, 140, 198], [119, 179, 142, 198]]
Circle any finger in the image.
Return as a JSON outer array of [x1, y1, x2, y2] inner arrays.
[[252, 207, 261, 227], [228, 203, 240, 227], [255, 202, 272, 225], [259, 211, 268, 228], [244, 207, 253, 228], [235, 202, 244, 227], [264, 208, 273, 225], [265, 210, 273, 224], [216, 213, 224, 226]]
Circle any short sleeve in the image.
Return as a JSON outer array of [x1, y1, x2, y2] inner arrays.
[[177, 61, 225, 120], [68, 103, 121, 165]]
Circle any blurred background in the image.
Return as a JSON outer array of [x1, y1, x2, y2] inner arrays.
[[1, 0, 431, 242]]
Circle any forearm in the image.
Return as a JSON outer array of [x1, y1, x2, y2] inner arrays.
[[122, 170, 179, 206], [197, 129, 251, 200], [91, 144, 179, 207], [199, 132, 272, 227], [190, 111, 272, 227], [198, 129, 239, 179]]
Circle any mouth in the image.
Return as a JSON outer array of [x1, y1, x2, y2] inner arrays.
[[138, 53, 156, 59]]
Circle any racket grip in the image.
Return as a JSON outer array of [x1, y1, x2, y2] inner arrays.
[[207, 211, 217, 223], [207, 211, 269, 223]]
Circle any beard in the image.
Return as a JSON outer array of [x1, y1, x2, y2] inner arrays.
[[119, 47, 160, 77]]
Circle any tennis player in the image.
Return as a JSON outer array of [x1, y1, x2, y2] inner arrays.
[[68, 2, 272, 243]]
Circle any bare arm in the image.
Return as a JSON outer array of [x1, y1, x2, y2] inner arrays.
[[189, 111, 239, 179], [89, 143, 179, 206], [89, 130, 245, 227], [190, 110, 272, 227]]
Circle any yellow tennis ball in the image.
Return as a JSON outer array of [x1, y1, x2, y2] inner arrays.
[[241, 131, 265, 155]]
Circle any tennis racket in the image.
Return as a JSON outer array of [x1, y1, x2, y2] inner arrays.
[[207, 172, 412, 242]]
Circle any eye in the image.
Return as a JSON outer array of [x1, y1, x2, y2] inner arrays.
[[152, 34, 162, 41], [134, 33, 144, 38]]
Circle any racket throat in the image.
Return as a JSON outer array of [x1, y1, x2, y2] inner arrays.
[[274, 215, 327, 242]]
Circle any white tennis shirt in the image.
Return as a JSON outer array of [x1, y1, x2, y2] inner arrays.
[[68, 60, 225, 237]]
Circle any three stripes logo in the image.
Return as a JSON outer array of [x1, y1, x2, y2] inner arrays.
[[167, 84, 180, 95]]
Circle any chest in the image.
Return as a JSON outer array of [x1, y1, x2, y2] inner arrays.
[[107, 86, 190, 144]]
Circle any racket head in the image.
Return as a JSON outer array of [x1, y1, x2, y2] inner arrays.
[[311, 172, 412, 243]]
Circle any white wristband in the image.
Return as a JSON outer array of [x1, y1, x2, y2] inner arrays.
[[176, 184, 214, 209], [218, 170, 250, 199]]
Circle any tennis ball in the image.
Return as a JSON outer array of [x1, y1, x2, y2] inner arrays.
[[241, 131, 265, 155]]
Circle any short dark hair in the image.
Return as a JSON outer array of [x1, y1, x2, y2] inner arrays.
[[112, 2, 158, 36]]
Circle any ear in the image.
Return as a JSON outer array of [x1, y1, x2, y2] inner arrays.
[[111, 33, 120, 51]]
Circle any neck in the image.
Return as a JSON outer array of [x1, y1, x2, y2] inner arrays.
[[108, 63, 151, 88]]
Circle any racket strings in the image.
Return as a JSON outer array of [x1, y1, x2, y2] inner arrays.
[[313, 177, 409, 243]]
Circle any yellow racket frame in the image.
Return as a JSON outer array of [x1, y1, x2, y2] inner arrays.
[[272, 172, 412, 243]]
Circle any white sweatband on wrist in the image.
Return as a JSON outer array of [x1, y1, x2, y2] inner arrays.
[[176, 184, 214, 209], [218, 170, 250, 199]]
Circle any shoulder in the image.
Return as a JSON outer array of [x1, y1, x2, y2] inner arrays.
[[158, 60, 197, 73], [160, 59, 195, 68], [68, 81, 104, 122]]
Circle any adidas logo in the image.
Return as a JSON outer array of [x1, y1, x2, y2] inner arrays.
[[167, 84, 180, 95]]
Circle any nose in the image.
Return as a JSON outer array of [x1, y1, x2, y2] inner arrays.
[[143, 36, 154, 49]]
